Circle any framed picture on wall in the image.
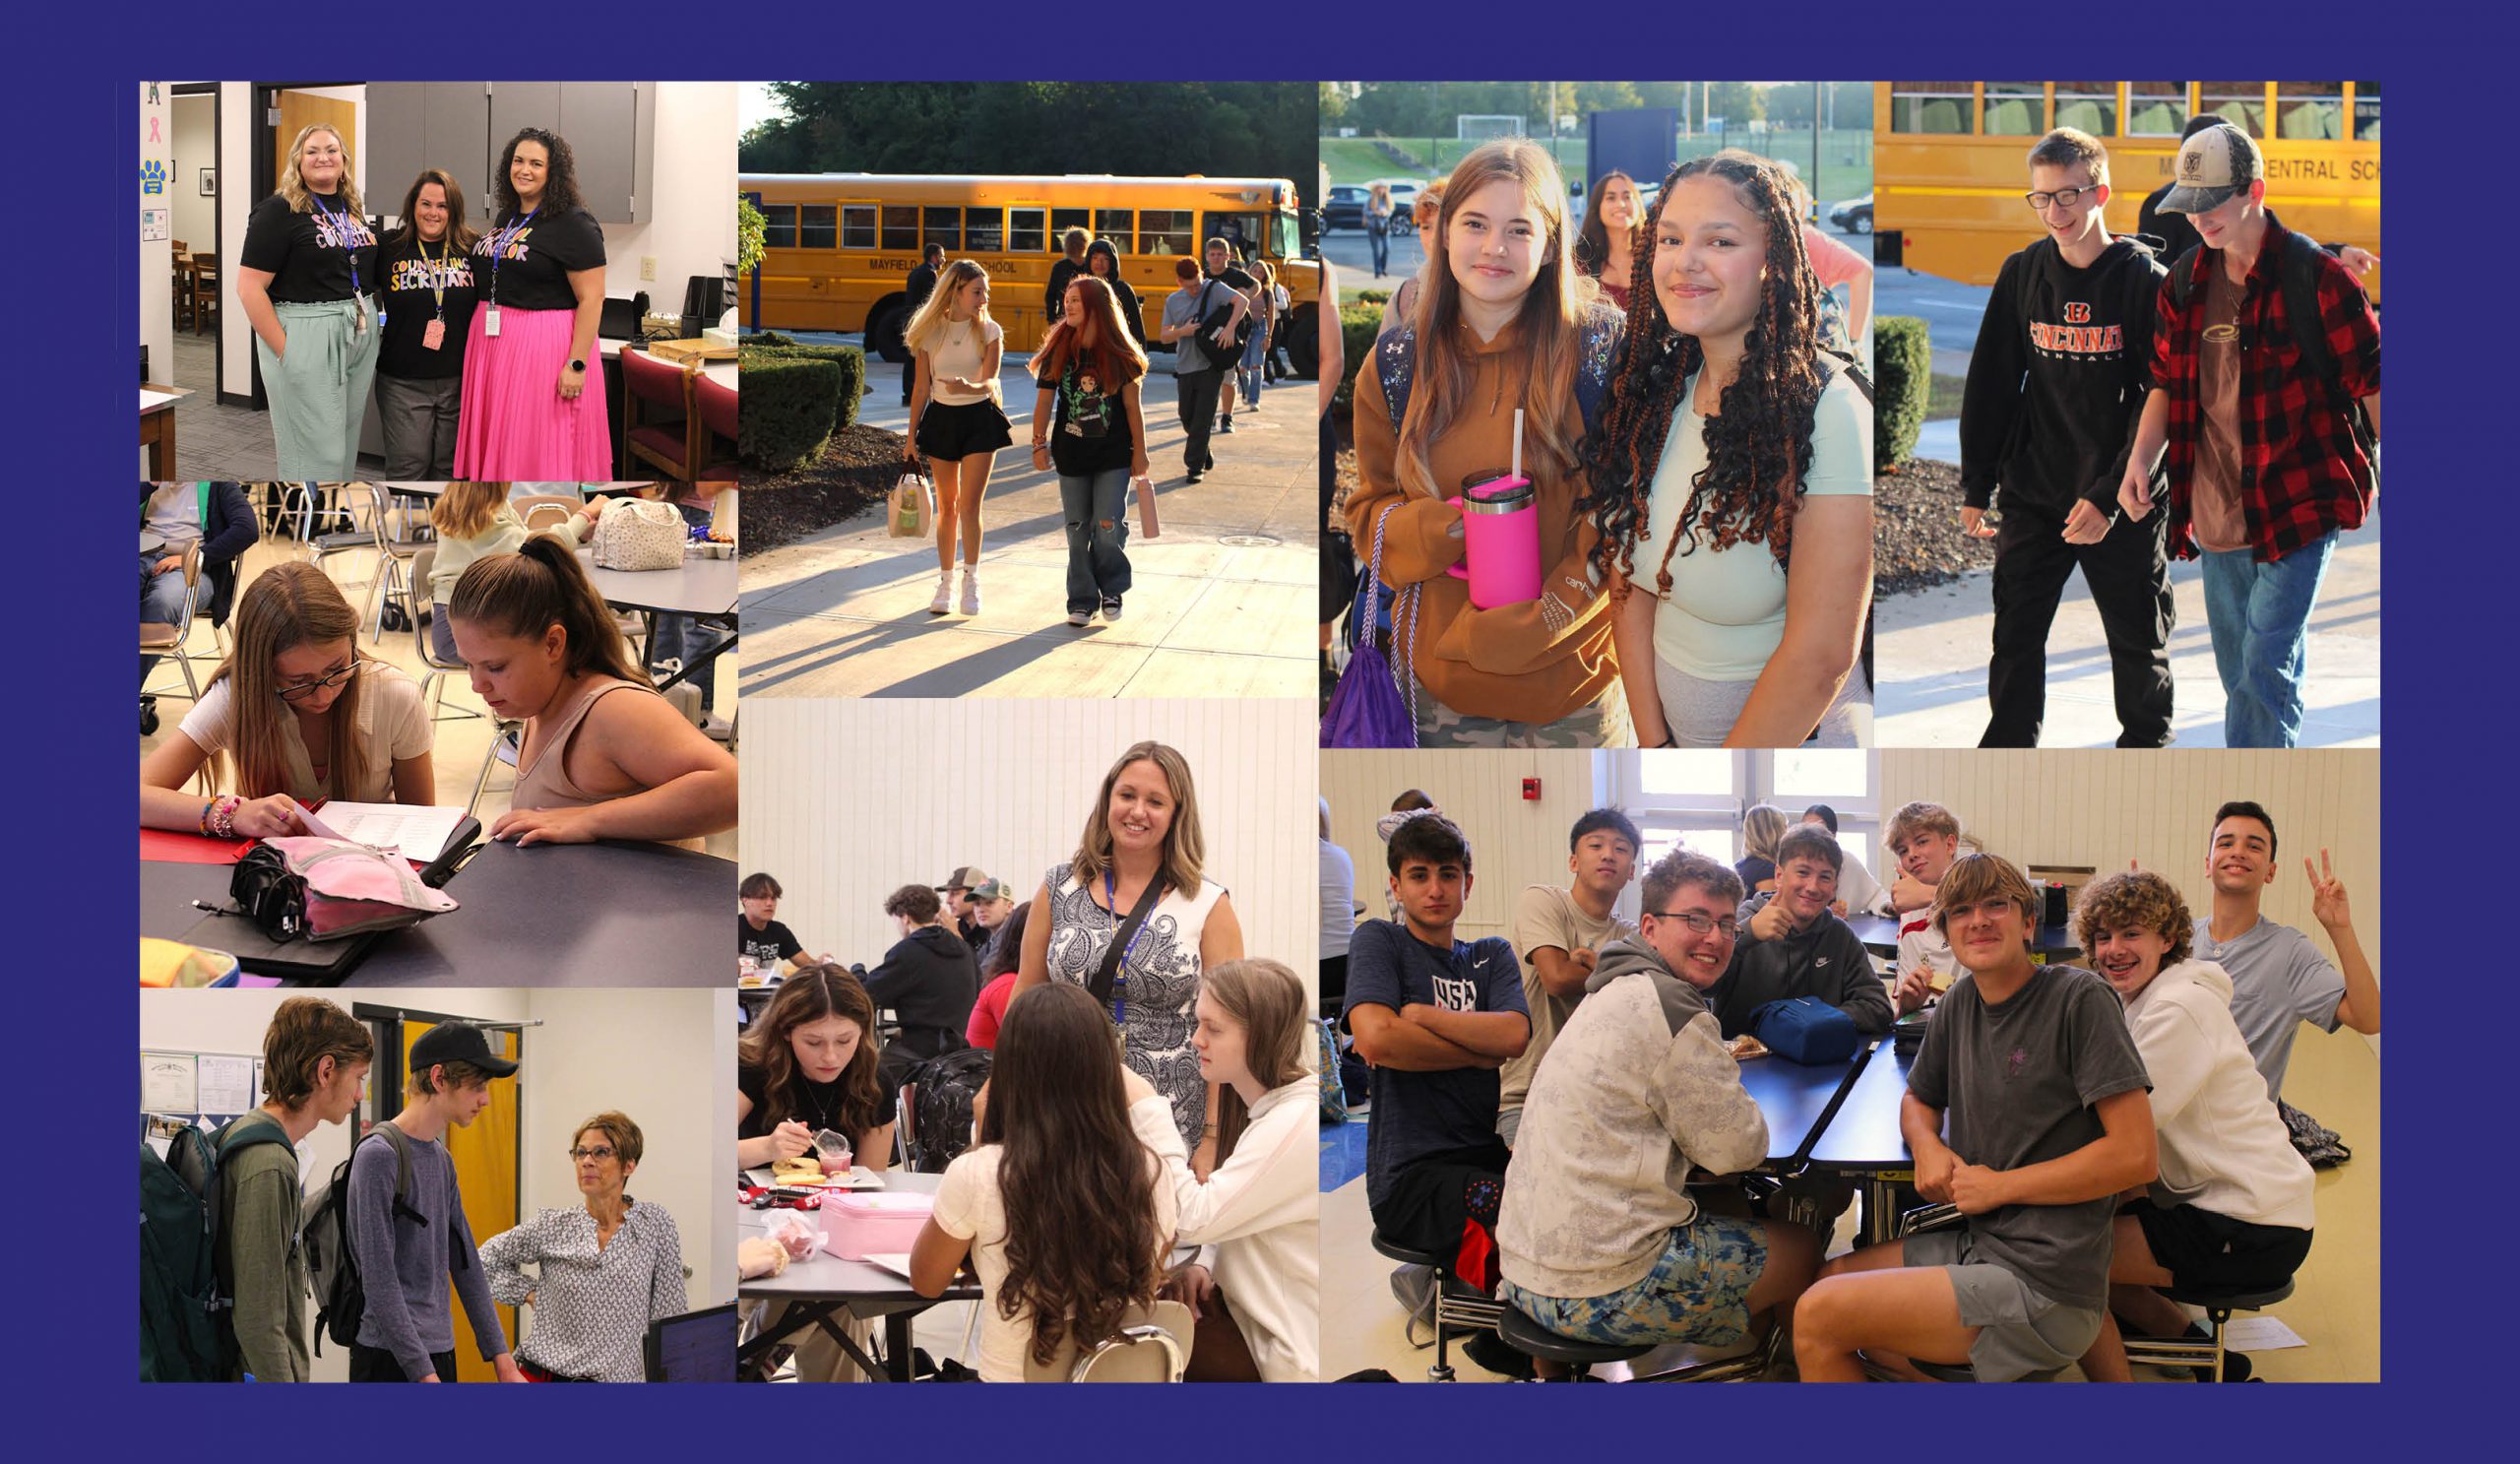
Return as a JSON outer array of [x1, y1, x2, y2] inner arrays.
[[199, 168, 215, 196]]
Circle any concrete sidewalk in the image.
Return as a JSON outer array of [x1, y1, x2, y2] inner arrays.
[[740, 342, 1319, 699], [1877, 447, 2379, 747]]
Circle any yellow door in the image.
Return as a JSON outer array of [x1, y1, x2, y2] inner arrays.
[[274, 91, 359, 189], [398, 1019, 520, 1382]]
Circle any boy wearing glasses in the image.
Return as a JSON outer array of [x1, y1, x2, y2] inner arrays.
[[1795, 854, 2154, 1381], [346, 1023, 527, 1382], [1961, 128, 2174, 749], [1496, 849, 1817, 1366]]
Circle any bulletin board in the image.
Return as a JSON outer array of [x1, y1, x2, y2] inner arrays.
[[140, 1049, 265, 1153]]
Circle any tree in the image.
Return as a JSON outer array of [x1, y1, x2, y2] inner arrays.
[[1708, 82, 1766, 130]]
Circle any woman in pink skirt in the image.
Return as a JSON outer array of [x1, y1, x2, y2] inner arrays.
[[455, 127, 612, 478]]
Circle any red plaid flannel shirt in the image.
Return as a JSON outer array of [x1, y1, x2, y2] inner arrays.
[[2149, 212, 2380, 562]]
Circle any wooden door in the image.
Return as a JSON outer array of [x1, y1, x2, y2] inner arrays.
[[396, 1019, 520, 1382], [274, 91, 360, 191]]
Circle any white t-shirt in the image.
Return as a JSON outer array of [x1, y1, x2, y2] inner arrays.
[[930, 1141, 1177, 1383], [178, 662, 432, 803], [1896, 904, 1957, 987], [924, 317, 1002, 406], [1131, 1083, 1320, 1382], [1645, 366, 1872, 680]]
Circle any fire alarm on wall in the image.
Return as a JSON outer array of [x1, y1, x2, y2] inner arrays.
[[1522, 778, 1542, 800]]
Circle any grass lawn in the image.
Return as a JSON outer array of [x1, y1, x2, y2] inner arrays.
[[1321, 131, 1873, 206]]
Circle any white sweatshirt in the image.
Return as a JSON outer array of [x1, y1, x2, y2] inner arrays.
[[1130, 1079, 1320, 1382], [2121, 959, 2316, 1231]]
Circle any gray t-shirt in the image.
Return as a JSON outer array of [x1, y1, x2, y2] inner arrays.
[[1164, 284, 1228, 375], [2192, 916, 2344, 1100], [1908, 964, 2150, 1311], [348, 1127, 508, 1377]]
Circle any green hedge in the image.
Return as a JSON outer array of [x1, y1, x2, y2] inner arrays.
[[1873, 315, 1928, 472], [739, 353, 841, 471], [1333, 303, 1382, 414], [743, 334, 866, 435], [1354, 287, 1391, 305]]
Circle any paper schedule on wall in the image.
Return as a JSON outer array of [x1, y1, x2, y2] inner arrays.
[[141, 1052, 197, 1113], [197, 1054, 258, 1114]]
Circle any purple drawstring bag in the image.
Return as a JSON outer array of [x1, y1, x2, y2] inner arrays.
[[1321, 504, 1418, 748]]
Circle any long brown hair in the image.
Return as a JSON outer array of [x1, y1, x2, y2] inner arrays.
[[1201, 959, 1308, 1164], [1036, 275, 1149, 389], [427, 481, 508, 541], [1573, 169, 1641, 280], [1070, 740, 1204, 897], [387, 167, 481, 254], [738, 966, 889, 1141], [207, 562, 383, 800], [1395, 140, 1596, 502], [1584, 150, 1829, 591], [447, 534, 651, 688], [982, 983, 1166, 1366]]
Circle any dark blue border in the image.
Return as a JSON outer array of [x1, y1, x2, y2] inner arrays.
[[34, 2, 2487, 1446]]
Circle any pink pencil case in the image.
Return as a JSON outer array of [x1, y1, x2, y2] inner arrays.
[[822, 1191, 935, 1260]]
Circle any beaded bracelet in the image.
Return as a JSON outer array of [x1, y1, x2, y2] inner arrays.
[[207, 795, 241, 840]]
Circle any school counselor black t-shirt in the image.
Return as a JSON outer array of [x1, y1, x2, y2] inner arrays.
[[241, 191, 379, 304], [375, 236, 480, 380], [472, 206, 606, 312], [738, 917, 803, 969]]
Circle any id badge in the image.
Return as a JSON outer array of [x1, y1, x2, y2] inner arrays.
[[483, 306, 501, 338], [352, 296, 370, 337], [422, 318, 446, 351]]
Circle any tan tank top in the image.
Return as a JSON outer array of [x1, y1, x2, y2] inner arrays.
[[510, 675, 653, 811]]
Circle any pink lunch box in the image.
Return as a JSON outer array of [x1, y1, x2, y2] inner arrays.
[[821, 1191, 935, 1260]]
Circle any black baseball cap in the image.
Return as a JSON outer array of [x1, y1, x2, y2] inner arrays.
[[409, 1022, 520, 1079]]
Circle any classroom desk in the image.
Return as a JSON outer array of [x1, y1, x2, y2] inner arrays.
[[141, 384, 184, 478], [1804, 1041, 1919, 1245], [577, 545, 739, 693], [140, 834, 732, 987], [1737, 1048, 1871, 1173], [1846, 915, 2081, 961], [737, 1170, 975, 1382]]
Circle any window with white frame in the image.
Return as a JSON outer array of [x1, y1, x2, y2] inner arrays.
[[1604, 750, 1882, 918]]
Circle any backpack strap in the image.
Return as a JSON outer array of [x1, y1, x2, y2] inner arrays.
[[2275, 226, 2342, 390], [2167, 243, 2203, 311], [1816, 349, 1874, 405], [366, 1125, 425, 1226]]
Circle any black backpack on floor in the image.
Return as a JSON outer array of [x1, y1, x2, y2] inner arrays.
[[908, 1048, 994, 1173]]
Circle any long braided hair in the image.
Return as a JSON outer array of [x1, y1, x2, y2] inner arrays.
[[1583, 151, 1828, 597]]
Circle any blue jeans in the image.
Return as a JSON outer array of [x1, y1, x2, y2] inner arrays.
[[142, 555, 188, 687], [1058, 469, 1133, 613], [1367, 225, 1390, 276], [647, 612, 725, 714], [2199, 529, 2337, 747]]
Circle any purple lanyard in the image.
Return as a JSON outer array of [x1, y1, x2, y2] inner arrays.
[[1103, 869, 1150, 1026], [488, 207, 540, 307], [308, 192, 362, 296]]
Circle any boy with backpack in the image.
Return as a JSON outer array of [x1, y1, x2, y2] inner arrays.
[[346, 1022, 526, 1382], [1961, 128, 2174, 749], [2118, 122, 2381, 748]]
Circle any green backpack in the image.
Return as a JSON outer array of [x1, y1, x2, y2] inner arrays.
[[139, 1117, 290, 1381]]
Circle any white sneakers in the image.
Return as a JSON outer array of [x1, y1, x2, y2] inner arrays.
[[928, 571, 953, 615], [959, 567, 980, 615]]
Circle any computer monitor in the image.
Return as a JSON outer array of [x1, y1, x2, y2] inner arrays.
[[644, 1303, 737, 1382]]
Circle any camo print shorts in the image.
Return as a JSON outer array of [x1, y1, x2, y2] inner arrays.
[[1413, 680, 1633, 748], [1497, 1214, 1769, 1348]]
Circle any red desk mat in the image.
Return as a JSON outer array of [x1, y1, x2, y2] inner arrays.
[[141, 828, 254, 864]]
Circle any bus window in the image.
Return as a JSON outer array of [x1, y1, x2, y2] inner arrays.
[[1272, 212, 1300, 261], [1139, 209, 1194, 256], [1094, 209, 1134, 250], [1009, 207, 1046, 253], [2197, 82, 2268, 137], [966, 207, 1005, 253], [1981, 81, 2045, 136], [2052, 82, 2117, 137], [800, 205, 837, 251], [881, 206, 918, 251], [2277, 82, 2345, 141], [841, 205, 876, 249], [762, 204, 797, 249], [2125, 81, 2189, 136], [924, 206, 962, 253], [2352, 81, 2380, 141], [1050, 207, 1091, 248], [1207, 212, 1268, 262], [1889, 81, 1973, 134]]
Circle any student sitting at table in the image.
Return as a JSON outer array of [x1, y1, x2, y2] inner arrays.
[[143, 561, 436, 839], [1713, 820, 1903, 1038], [911, 982, 1178, 1382], [425, 481, 602, 666], [1499, 807, 1640, 1150], [446, 536, 736, 846], [1496, 850, 1818, 1374], [2071, 870, 2314, 1383], [1128, 958, 1321, 1381], [1885, 799, 1969, 1009], [140, 480, 258, 693], [739, 871, 828, 976], [1793, 854, 2155, 1382], [859, 883, 980, 1092], [1342, 814, 1530, 1353], [965, 902, 1031, 1050]]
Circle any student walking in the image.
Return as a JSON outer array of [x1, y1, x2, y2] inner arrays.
[[904, 260, 1013, 616], [234, 124, 379, 479], [1366, 182, 1394, 278], [1029, 277, 1151, 626]]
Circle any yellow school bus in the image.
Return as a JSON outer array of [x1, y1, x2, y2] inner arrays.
[[1875, 83, 2379, 299], [740, 172, 1326, 371]]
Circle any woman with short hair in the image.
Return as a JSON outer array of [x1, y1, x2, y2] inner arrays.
[[478, 1112, 688, 1382]]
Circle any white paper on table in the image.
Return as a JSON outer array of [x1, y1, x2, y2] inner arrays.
[[140, 389, 180, 412], [141, 1052, 198, 1113], [2220, 1316, 2306, 1351], [860, 1252, 916, 1280], [299, 802, 470, 859], [196, 1054, 258, 1114]]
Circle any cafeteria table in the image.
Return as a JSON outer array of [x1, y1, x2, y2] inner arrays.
[[737, 1170, 975, 1381], [577, 545, 739, 692], [1847, 914, 2082, 962], [1736, 1047, 1871, 1173], [1805, 1041, 1921, 1245]]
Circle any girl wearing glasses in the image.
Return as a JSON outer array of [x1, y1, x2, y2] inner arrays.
[[455, 128, 612, 479], [477, 1112, 688, 1382], [445, 537, 735, 847], [234, 124, 381, 479], [142, 561, 435, 839]]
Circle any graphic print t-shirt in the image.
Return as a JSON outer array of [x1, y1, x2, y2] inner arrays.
[[472, 207, 606, 312], [376, 236, 480, 379], [241, 192, 379, 304], [1051, 362, 1135, 476], [738, 917, 803, 970]]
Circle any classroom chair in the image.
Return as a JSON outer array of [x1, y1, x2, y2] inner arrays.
[[2118, 1278, 2294, 1383], [1370, 1231, 1504, 1382], [1021, 1301, 1194, 1382], [140, 538, 206, 712], [1859, 1203, 2069, 1382], [893, 1082, 917, 1169], [513, 494, 585, 535], [1496, 1307, 1654, 1382], [694, 372, 739, 483], [621, 348, 699, 479]]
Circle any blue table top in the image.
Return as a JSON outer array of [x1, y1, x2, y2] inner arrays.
[[1736, 1048, 1869, 1169], [1806, 1042, 1917, 1172]]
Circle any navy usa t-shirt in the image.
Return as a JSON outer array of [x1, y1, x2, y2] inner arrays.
[[1343, 920, 1529, 1211]]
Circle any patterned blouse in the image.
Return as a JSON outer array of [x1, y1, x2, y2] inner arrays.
[[478, 1199, 686, 1382], [1040, 862, 1227, 1147]]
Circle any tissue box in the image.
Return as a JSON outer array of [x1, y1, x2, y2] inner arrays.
[[822, 1191, 934, 1260], [703, 326, 739, 350]]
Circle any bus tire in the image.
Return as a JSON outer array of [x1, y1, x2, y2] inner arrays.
[[1287, 304, 1321, 378], [866, 298, 911, 363]]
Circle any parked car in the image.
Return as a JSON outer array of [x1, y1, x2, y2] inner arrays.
[[1324, 184, 1367, 233], [1829, 193, 1873, 234]]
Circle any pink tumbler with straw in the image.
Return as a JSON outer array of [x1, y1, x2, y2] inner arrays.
[[1445, 409, 1543, 607]]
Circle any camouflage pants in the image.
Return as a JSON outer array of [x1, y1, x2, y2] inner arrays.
[[1413, 679, 1633, 748], [1498, 1214, 1769, 1349]]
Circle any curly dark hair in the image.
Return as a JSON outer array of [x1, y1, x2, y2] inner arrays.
[[983, 983, 1166, 1368], [490, 127, 586, 221], [1582, 150, 1828, 594]]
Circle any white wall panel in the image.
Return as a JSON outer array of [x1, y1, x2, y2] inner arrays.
[[1320, 751, 1607, 945]]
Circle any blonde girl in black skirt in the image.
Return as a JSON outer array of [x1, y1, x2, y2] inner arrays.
[[903, 259, 1014, 615]]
